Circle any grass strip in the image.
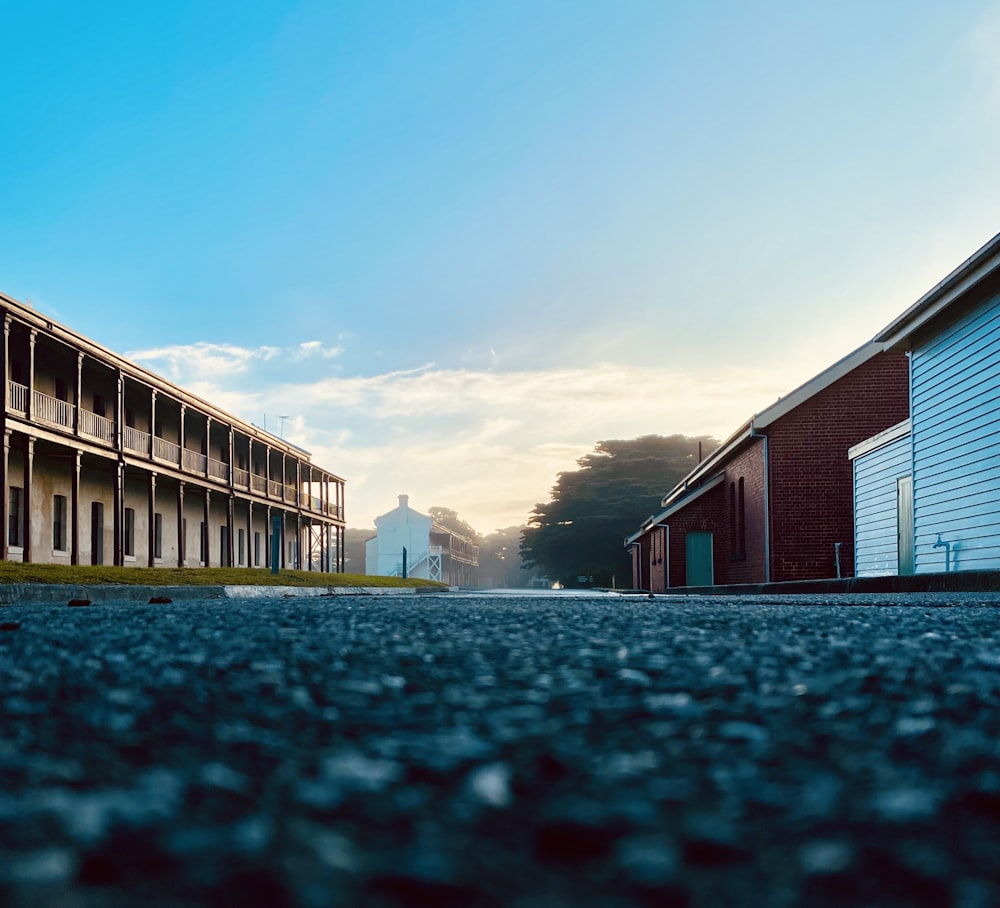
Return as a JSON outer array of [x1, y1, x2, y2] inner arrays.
[[0, 561, 444, 589]]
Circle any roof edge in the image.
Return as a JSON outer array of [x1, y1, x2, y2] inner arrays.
[[874, 231, 1000, 348], [847, 418, 911, 461]]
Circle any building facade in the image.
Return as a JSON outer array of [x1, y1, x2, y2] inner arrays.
[[853, 231, 1000, 577], [0, 292, 346, 571], [365, 495, 479, 586], [627, 344, 910, 590]]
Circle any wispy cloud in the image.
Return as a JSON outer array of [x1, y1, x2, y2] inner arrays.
[[128, 340, 344, 383], [124, 341, 809, 533]]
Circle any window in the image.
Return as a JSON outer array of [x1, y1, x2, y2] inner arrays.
[[8, 487, 23, 547], [93, 393, 106, 417], [738, 477, 746, 557], [729, 482, 737, 552], [154, 513, 163, 559], [199, 522, 207, 564], [730, 477, 747, 560], [125, 407, 135, 429], [254, 531, 261, 567], [53, 495, 67, 551], [124, 507, 135, 557], [238, 528, 245, 566], [221, 526, 230, 567], [55, 378, 68, 402]]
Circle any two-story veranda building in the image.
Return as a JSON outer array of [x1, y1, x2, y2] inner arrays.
[[0, 292, 345, 571]]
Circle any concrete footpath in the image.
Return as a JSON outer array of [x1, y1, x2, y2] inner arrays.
[[0, 583, 439, 606]]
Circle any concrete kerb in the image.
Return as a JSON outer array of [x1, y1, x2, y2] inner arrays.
[[0, 583, 444, 606], [661, 569, 1000, 596]]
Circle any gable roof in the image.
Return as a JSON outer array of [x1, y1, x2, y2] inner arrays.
[[875, 230, 1000, 348], [656, 340, 886, 510]]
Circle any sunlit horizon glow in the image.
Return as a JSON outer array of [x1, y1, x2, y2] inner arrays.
[[3, 1, 1000, 533]]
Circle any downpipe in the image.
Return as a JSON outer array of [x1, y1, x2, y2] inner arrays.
[[750, 419, 771, 584]]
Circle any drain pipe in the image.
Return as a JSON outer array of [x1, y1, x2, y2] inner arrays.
[[835, 541, 842, 580], [749, 418, 771, 584]]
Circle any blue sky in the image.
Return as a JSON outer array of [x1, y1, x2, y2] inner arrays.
[[4, 1, 1000, 531]]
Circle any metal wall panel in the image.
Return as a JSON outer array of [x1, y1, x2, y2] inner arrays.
[[911, 292, 1000, 573], [853, 432, 911, 576]]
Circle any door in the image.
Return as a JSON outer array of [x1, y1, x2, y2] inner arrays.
[[90, 502, 104, 566], [686, 531, 714, 587], [897, 476, 914, 575]]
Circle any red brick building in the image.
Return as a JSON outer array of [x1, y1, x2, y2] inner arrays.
[[626, 343, 909, 590]]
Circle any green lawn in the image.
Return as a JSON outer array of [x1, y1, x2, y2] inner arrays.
[[0, 561, 444, 589]]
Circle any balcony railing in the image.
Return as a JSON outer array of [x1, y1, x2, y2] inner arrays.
[[153, 436, 181, 464], [32, 389, 75, 428], [183, 449, 207, 473], [123, 425, 150, 454], [6, 380, 344, 518], [208, 457, 229, 482], [79, 409, 115, 444], [8, 381, 27, 413]]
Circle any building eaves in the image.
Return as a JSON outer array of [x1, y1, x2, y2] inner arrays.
[[874, 230, 1000, 349], [0, 291, 341, 475], [626, 474, 729, 548], [654, 472, 727, 523], [659, 422, 753, 508]]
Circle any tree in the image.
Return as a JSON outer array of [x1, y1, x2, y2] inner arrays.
[[520, 434, 718, 587], [428, 507, 480, 541], [344, 527, 375, 574], [478, 526, 543, 588]]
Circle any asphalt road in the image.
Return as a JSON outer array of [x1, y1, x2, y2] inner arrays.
[[2, 591, 999, 907]]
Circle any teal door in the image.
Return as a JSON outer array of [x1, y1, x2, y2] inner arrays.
[[897, 476, 914, 575], [686, 531, 714, 587]]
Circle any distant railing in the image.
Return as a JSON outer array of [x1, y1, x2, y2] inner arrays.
[[80, 409, 115, 444], [33, 390, 75, 428], [251, 475, 267, 494], [208, 457, 229, 482], [123, 425, 150, 454], [153, 436, 181, 464], [183, 449, 207, 473], [8, 381, 27, 412], [285, 485, 299, 504], [268, 479, 282, 498], [233, 467, 249, 488]]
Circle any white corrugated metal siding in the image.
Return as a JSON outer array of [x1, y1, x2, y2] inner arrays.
[[911, 292, 1000, 573], [853, 432, 911, 576]]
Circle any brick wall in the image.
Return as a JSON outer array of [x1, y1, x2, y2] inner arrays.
[[766, 350, 910, 582], [718, 441, 767, 584]]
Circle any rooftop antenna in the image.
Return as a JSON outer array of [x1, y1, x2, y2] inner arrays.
[[277, 415, 290, 438]]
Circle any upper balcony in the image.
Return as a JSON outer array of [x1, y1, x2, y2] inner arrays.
[[8, 380, 343, 520]]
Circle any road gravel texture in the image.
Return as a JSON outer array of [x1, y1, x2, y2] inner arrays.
[[2, 591, 1000, 907]]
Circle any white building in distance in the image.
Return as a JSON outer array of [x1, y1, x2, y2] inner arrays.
[[365, 495, 478, 586]]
